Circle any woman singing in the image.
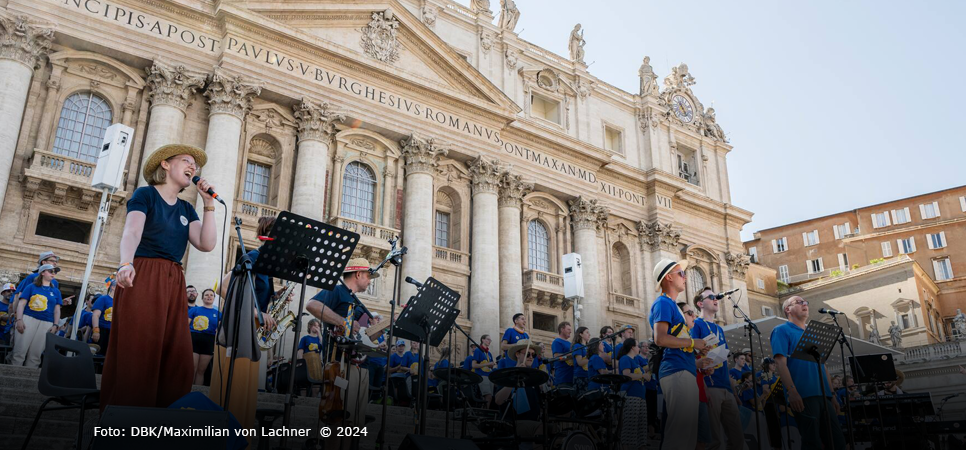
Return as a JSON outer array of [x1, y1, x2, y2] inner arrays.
[[100, 144, 217, 410]]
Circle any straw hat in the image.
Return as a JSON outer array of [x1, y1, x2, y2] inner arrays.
[[507, 339, 542, 364], [142, 144, 208, 181], [344, 257, 380, 279], [652, 258, 689, 291]]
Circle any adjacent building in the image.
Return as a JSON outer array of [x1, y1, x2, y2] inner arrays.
[[745, 262, 780, 320]]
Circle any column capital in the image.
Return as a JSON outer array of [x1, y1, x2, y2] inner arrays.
[[637, 219, 681, 252], [498, 172, 532, 208], [0, 14, 54, 70], [145, 59, 206, 112], [294, 97, 345, 143], [568, 196, 608, 231], [466, 155, 503, 195], [724, 251, 750, 278], [400, 133, 448, 176], [205, 66, 263, 119]]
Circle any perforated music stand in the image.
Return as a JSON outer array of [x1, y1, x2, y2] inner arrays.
[[791, 320, 841, 446], [392, 277, 461, 435], [252, 211, 359, 448]]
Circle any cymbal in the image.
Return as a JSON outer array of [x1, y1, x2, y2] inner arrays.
[[590, 373, 630, 386], [489, 367, 549, 388], [432, 368, 483, 386]]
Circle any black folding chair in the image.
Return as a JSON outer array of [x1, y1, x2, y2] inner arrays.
[[22, 333, 100, 450]]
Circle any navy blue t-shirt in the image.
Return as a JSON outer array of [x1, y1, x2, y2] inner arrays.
[[692, 317, 732, 392], [92, 295, 114, 330], [602, 341, 615, 368], [247, 247, 275, 313], [404, 351, 421, 378], [771, 321, 832, 399], [649, 294, 696, 379], [462, 354, 474, 371], [619, 355, 647, 398], [497, 357, 515, 370], [127, 186, 199, 262], [586, 355, 608, 390], [552, 337, 574, 385], [311, 284, 364, 354], [501, 327, 529, 357], [20, 283, 62, 323], [573, 343, 589, 379], [188, 305, 220, 335]]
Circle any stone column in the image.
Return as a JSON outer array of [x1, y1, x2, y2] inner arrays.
[[467, 156, 503, 341], [381, 168, 395, 227], [569, 196, 608, 332], [399, 134, 447, 301], [32, 64, 64, 153], [185, 67, 262, 289], [0, 14, 52, 207], [292, 98, 343, 220], [498, 172, 532, 329], [138, 60, 206, 186], [327, 154, 346, 220]]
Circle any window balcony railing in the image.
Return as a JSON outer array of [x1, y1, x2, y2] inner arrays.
[[27, 149, 97, 185], [333, 216, 399, 250], [608, 292, 644, 317], [233, 200, 279, 229], [433, 246, 469, 265], [523, 269, 567, 309]]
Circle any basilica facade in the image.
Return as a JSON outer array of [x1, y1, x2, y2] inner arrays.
[[0, 0, 752, 352]]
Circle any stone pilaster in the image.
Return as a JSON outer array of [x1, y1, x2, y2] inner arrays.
[[498, 172, 532, 329], [291, 98, 344, 220], [400, 134, 448, 301], [467, 156, 503, 341], [637, 219, 682, 296], [185, 68, 262, 290], [138, 59, 207, 186], [0, 13, 52, 207], [569, 196, 609, 331]]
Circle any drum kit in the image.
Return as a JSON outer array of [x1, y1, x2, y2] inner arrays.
[[432, 365, 632, 450]]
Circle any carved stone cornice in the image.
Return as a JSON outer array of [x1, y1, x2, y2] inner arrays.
[[400, 134, 448, 176], [0, 14, 54, 70], [724, 251, 750, 277], [145, 59, 206, 112], [293, 97, 344, 143], [568, 196, 608, 232], [637, 220, 681, 252], [498, 172, 533, 209], [466, 156, 503, 196], [205, 67, 263, 119]]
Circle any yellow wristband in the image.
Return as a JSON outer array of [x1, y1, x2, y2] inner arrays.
[[93, 327, 100, 332], [690, 338, 694, 348]]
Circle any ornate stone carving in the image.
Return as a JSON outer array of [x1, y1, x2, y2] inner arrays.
[[421, 6, 438, 27], [0, 14, 53, 69], [638, 56, 658, 96], [701, 107, 727, 142], [78, 64, 117, 81], [249, 138, 277, 159], [470, 0, 492, 14], [400, 134, 448, 176], [535, 69, 559, 92], [350, 138, 376, 151], [568, 24, 585, 64], [868, 325, 881, 345], [724, 251, 750, 277], [568, 196, 608, 231], [638, 107, 659, 132], [498, 172, 532, 208], [504, 50, 518, 69], [360, 11, 401, 65], [466, 156, 503, 195], [663, 63, 696, 91], [498, 0, 521, 31], [576, 78, 595, 99], [954, 309, 966, 340], [145, 59, 206, 111], [888, 321, 902, 348], [251, 109, 284, 130], [480, 32, 494, 53], [205, 67, 262, 119], [293, 97, 344, 142], [637, 220, 681, 252]]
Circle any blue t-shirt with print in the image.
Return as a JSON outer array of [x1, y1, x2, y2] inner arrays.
[[573, 343, 589, 379], [92, 295, 114, 330], [472, 347, 494, 377], [0, 300, 12, 336], [586, 355, 608, 390], [692, 317, 732, 392], [501, 327, 529, 358], [298, 335, 322, 355], [638, 355, 659, 390], [602, 341, 615, 368], [15, 273, 59, 298], [390, 352, 409, 377], [20, 283, 62, 323], [404, 351, 421, 378], [127, 186, 200, 263], [619, 355, 647, 398], [771, 321, 832, 399], [552, 337, 574, 385], [649, 294, 696, 379], [188, 305, 220, 335]]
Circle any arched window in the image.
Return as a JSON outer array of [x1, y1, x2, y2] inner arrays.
[[52, 92, 113, 163], [341, 162, 376, 223], [528, 220, 550, 272], [687, 267, 706, 300]]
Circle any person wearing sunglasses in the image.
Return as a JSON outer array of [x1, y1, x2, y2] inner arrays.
[[494, 340, 547, 441], [691, 288, 744, 450], [771, 296, 846, 450]]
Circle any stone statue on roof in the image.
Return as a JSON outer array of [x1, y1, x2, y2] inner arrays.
[[471, 0, 491, 14], [954, 309, 966, 340], [888, 321, 902, 348], [568, 24, 585, 63], [498, 0, 520, 31], [639, 56, 658, 95]]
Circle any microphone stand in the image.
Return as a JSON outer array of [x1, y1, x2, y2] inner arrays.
[[375, 238, 406, 450], [447, 321, 482, 439], [731, 295, 762, 450], [831, 313, 861, 450]]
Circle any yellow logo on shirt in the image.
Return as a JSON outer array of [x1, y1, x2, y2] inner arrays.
[[634, 367, 645, 385], [308, 342, 319, 352], [411, 362, 419, 373], [566, 358, 574, 367], [104, 307, 113, 322], [192, 316, 209, 331], [28, 294, 48, 312], [674, 324, 694, 353]]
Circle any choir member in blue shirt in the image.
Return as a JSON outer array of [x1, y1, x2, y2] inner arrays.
[[500, 313, 530, 358], [572, 326, 591, 394], [552, 322, 575, 387], [188, 288, 220, 386]]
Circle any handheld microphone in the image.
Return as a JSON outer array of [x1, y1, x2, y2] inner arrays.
[[192, 176, 226, 205], [405, 276, 423, 288], [819, 308, 842, 315], [714, 288, 740, 299]]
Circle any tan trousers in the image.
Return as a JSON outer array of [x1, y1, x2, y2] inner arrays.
[[659, 370, 699, 450], [706, 387, 746, 450], [11, 315, 52, 368]]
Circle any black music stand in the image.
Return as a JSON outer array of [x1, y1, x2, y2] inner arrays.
[[849, 353, 897, 448], [393, 277, 461, 435], [251, 211, 359, 449], [791, 320, 841, 448]]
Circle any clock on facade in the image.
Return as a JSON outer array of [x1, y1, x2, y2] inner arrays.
[[671, 94, 694, 123]]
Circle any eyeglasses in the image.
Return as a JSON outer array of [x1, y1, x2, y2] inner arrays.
[[683, 310, 695, 317], [792, 300, 809, 307], [671, 270, 687, 278], [526, 353, 536, 358], [704, 295, 718, 301]]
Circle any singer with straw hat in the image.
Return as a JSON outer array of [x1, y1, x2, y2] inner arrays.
[[100, 144, 218, 411]]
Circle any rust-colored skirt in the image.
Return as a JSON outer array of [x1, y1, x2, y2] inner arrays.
[[100, 257, 193, 411]]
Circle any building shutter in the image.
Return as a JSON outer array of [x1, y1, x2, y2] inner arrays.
[[909, 236, 916, 253], [897, 239, 904, 254], [838, 253, 847, 270], [881, 241, 892, 257], [927, 234, 936, 250], [833, 225, 840, 240], [934, 260, 943, 278], [772, 239, 778, 253], [802, 232, 809, 247], [806, 261, 813, 274], [903, 207, 910, 222], [891, 209, 898, 224], [920, 204, 927, 219], [940, 231, 947, 247], [871, 214, 878, 229], [933, 201, 941, 217], [960, 196, 966, 212], [814, 230, 820, 244], [818, 257, 824, 272], [845, 222, 852, 235], [884, 213, 891, 226]]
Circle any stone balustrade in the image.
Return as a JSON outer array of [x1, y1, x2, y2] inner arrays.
[[334, 216, 399, 250], [900, 340, 966, 362], [608, 292, 643, 317], [27, 149, 96, 183], [522, 269, 566, 309]]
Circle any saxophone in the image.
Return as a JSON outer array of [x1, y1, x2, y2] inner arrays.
[[257, 281, 297, 350]]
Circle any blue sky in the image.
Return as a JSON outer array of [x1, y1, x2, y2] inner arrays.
[[460, 1, 965, 240]]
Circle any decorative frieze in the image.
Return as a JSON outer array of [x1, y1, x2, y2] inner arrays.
[[638, 220, 681, 252], [293, 97, 344, 142], [145, 59, 206, 112], [569, 196, 608, 231], [466, 156, 503, 195], [400, 133, 448, 176], [0, 14, 53, 70], [498, 172, 533, 208], [205, 67, 262, 119]]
